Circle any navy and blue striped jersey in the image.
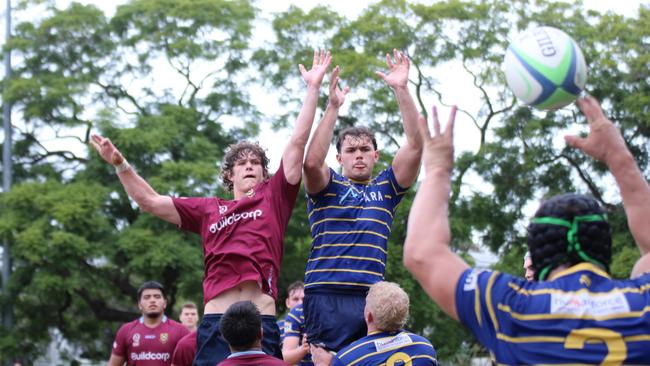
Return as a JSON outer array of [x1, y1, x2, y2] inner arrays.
[[332, 330, 439, 366], [305, 167, 407, 291], [456, 263, 650, 365], [284, 304, 313, 365]]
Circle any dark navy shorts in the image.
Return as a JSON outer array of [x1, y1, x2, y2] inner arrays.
[[303, 289, 368, 352], [192, 313, 282, 366]]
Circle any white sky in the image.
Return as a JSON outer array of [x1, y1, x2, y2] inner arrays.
[[0, 0, 646, 267]]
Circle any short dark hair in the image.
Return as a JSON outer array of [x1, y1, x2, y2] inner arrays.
[[219, 301, 261, 351], [220, 141, 270, 192], [286, 281, 304, 296], [137, 281, 165, 301], [527, 193, 611, 281], [335, 126, 377, 153]]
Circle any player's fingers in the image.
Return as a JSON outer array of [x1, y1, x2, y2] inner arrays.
[[564, 135, 586, 151], [432, 106, 441, 136], [312, 50, 318, 67], [445, 105, 457, 139], [416, 114, 431, 145], [385, 53, 394, 68]]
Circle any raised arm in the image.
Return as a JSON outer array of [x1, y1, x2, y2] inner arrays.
[[282, 50, 332, 185], [303, 65, 350, 194], [90, 134, 180, 225], [565, 96, 650, 270], [376, 49, 422, 188], [403, 106, 468, 321]]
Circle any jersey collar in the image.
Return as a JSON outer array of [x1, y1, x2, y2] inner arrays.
[[548, 262, 610, 281]]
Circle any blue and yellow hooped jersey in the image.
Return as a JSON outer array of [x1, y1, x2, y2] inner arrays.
[[456, 263, 650, 365], [284, 304, 313, 365], [332, 330, 439, 366], [305, 167, 407, 291]]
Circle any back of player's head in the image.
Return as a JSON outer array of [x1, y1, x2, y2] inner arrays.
[[220, 301, 261, 351], [336, 126, 377, 153], [221, 141, 270, 191], [366, 281, 409, 332], [137, 281, 166, 301], [527, 193, 611, 281]]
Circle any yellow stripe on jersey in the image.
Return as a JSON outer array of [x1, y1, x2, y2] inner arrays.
[[324, 193, 337, 197], [475, 279, 483, 327], [387, 178, 407, 196], [305, 268, 383, 277], [310, 217, 391, 232], [345, 342, 434, 366], [314, 230, 388, 240], [308, 255, 386, 265], [377, 354, 438, 366], [287, 312, 301, 323], [304, 281, 373, 288], [312, 243, 388, 255], [507, 282, 650, 297], [308, 205, 394, 219], [497, 303, 650, 321], [486, 271, 500, 332], [496, 331, 650, 345], [549, 263, 610, 280]]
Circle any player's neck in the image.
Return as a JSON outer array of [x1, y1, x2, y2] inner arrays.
[[141, 314, 163, 328]]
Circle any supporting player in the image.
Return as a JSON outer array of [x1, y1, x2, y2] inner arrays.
[[310, 282, 439, 365], [403, 96, 650, 364]]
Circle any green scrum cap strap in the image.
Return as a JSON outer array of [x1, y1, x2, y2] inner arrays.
[[530, 214, 607, 281]]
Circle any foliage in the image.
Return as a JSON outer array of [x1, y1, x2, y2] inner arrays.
[[0, 0, 648, 363]]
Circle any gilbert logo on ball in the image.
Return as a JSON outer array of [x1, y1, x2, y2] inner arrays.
[[504, 26, 587, 110]]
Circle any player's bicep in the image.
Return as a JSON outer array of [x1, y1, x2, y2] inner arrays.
[[303, 163, 331, 195], [409, 250, 468, 321], [392, 145, 421, 188], [107, 354, 125, 366], [147, 195, 181, 226]]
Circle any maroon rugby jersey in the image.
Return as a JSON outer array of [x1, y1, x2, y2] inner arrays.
[[112, 316, 190, 365], [172, 163, 300, 303], [217, 352, 290, 366], [171, 330, 195, 366]]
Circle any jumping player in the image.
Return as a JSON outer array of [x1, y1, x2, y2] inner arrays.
[[108, 281, 189, 366], [403, 96, 650, 364], [302, 49, 422, 351], [93, 50, 333, 366]]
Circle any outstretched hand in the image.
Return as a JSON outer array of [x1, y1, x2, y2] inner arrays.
[[327, 65, 350, 109], [564, 96, 627, 165], [90, 134, 124, 166], [376, 48, 410, 89], [417, 105, 457, 174], [299, 49, 332, 88]]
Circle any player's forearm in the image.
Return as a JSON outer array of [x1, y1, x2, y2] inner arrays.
[[393, 85, 422, 151], [606, 149, 650, 254], [405, 169, 452, 265], [290, 84, 321, 149], [116, 167, 164, 213], [304, 104, 338, 170], [282, 347, 309, 364]]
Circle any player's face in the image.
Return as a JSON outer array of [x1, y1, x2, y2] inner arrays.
[[138, 289, 167, 318], [285, 288, 304, 309], [179, 308, 199, 329], [337, 135, 379, 181], [523, 257, 535, 281], [229, 152, 265, 194]]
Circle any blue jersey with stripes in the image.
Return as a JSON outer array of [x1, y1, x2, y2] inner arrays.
[[332, 330, 439, 366], [284, 304, 313, 365], [455, 263, 650, 365], [305, 167, 407, 291]]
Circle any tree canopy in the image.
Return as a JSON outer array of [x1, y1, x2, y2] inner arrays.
[[0, 0, 648, 363]]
